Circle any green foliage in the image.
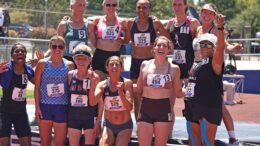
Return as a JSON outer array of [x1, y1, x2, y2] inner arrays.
[[29, 27, 56, 39]]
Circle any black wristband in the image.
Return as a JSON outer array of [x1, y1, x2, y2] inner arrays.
[[218, 27, 224, 31]]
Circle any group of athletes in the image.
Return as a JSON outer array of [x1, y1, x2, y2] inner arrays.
[[0, 0, 243, 146]]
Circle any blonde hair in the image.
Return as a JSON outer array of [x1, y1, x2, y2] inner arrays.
[[102, 0, 119, 6], [70, 0, 88, 6]]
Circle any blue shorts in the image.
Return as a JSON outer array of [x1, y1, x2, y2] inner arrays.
[[103, 119, 133, 136], [40, 103, 68, 123], [0, 112, 31, 138]]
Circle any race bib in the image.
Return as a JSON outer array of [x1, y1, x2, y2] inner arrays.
[[46, 83, 65, 97], [180, 26, 190, 34], [134, 33, 150, 47], [22, 74, 28, 85], [12, 87, 26, 101], [71, 94, 88, 107], [69, 41, 85, 54], [104, 96, 126, 111], [186, 82, 196, 97], [147, 74, 172, 88], [172, 50, 186, 64], [102, 26, 119, 40], [78, 30, 87, 39], [83, 79, 90, 90]]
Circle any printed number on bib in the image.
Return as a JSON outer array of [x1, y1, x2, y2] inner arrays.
[[69, 41, 86, 54], [71, 94, 88, 107], [104, 96, 126, 111], [47, 83, 65, 97], [83, 79, 91, 90], [172, 50, 186, 64], [134, 33, 150, 47], [102, 26, 119, 40], [12, 87, 26, 101], [78, 30, 86, 39], [180, 26, 190, 34], [22, 74, 28, 85], [186, 82, 195, 97], [147, 74, 171, 88]]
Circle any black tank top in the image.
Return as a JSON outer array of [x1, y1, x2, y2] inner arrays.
[[68, 70, 95, 120], [170, 16, 194, 71], [103, 77, 124, 99], [190, 57, 223, 108], [1, 71, 27, 114], [130, 17, 157, 44]]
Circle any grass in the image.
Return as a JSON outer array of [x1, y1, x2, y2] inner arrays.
[[0, 88, 34, 99]]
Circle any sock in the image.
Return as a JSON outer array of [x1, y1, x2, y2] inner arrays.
[[228, 131, 236, 139]]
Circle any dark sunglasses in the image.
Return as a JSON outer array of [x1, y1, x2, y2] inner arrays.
[[137, 6, 148, 10], [105, 3, 117, 7], [199, 43, 214, 49], [51, 45, 65, 50]]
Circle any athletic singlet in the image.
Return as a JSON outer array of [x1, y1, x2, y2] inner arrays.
[[170, 16, 195, 70], [188, 57, 223, 108], [64, 21, 89, 57], [143, 60, 173, 89], [40, 57, 69, 105], [103, 77, 126, 111], [130, 17, 156, 47], [97, 16, 122, 40], [69, 70, 91, 107], [1, 71, 28, 113]]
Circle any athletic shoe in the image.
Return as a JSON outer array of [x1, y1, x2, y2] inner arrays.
[[229, 138, 239, 146]]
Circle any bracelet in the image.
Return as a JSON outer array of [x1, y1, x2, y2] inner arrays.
[[218, 27, 224, 31]]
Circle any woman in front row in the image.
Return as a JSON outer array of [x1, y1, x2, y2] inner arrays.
[[184, 14, 225, 146], [95, 56, 134, 146], [136, 36, 185, 146], [67, 44, 100, 146]]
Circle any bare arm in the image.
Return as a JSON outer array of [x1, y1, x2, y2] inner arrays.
[[88, 71, 100, 106], [34, 59, 45, 122], [88, 21, 97, 48], [172, 65, 185, 98], [118, 79, 133, 112], [123, 19, 132, 44], [95, 81, 105, 122], [212, 14, 226, 75], [154, 20, 170, 39]]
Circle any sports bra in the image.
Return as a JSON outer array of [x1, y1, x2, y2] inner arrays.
[[97, 16, 122, 40]]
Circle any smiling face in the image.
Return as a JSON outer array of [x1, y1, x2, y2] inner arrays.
[[49, 40, 65, 58], [200, 9, 216, 25], [153, 37, 171, 58], [71, 0, 87, 16], [11, 44, 27, 64], [106, 56, 123, 76], [103, 0, 118, 14], [136, 0, 150, 19], [74, 55, 91, 69], [199, 41, 214, 58]]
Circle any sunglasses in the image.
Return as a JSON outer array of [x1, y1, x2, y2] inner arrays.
[[51, 45, 65, 50], [105, 3, 117, 7], [137, 6, 148, 10], [199, 43, 214, 49]]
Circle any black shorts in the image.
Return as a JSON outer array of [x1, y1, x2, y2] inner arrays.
[[68, 118, 94, 130], [130, 58, 152, 80], [193, 104, 222, 125], [0, 112, 31, 138], [172, 63, 189, 79], [92, 48, 120, 74], [138, 97, 172, 124], [182, 99, 199, 123]]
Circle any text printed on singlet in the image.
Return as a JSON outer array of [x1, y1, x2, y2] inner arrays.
[[83, 79, 91, 90], [12, 87, 26, 101], [147, 74, 172, 88], [102, 26, 119, 40], [134, 33, 151, 47], [172, 50, 186, 64], [71, 94, 88, 107], [22, 74, 28, 84], [104, 96, 126, 111], [47, 83, 65, 97], [180, 26, 190, 34]]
